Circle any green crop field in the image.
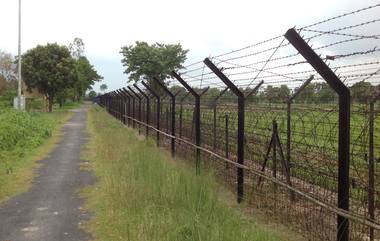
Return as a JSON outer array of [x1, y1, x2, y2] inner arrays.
[[155, 101, 380, 202]]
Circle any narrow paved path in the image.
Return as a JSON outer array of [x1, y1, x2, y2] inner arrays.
[[0, 107, 93, 241]]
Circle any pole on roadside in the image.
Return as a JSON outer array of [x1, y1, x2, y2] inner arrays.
[[17, 0, 22, 111]]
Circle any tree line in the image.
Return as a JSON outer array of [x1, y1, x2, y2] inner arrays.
[[121, 42, 378, 106], [0, 38, 103, 112]]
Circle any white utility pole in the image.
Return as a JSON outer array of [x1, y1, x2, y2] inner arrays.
[[17, 0, 22, 110]]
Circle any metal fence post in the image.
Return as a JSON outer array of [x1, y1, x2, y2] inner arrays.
[[172, 72, 209, 174], [134, 84, 150, 137], [121, 88, 131, 126], [368, 92, 379, 241], [204, 58, 245, 203], [119, 90, 130, 125], [179, 92, 190, 141], [124, 89, 135, 128], [153, 77, 176, 157], [128, 86, 142, 134], [285, 28, 351, 241], [142, 81, 161, 146], [225, 114, 229, 167]]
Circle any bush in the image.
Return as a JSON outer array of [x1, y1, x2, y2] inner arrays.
[[0, 108, 53, 162]]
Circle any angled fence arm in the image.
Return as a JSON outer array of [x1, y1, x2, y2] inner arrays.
[[285, 28, 350, 241], [245, 80, 264, 99], [119, 89, 130, 126], [288, 75, 314, 102], [134, 84, 150, 136], [153, 77, 176, 157], [172, 71, 201, 174], [141, 81, 161, 146], [128, 86, 143, 134], [204, 58, 245, 203], [123, 88, 136, 128]]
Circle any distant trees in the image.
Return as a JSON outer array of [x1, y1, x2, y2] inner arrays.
[[294, 82, 336, 103], [88, 90, 97, 99], [100, 84, 108, 94], [121, 41, 188, 91], [22, 44, 77, 112], [21, 38, 103, 112], [350, 81, 375, 103], [263, 85, 290, 102], [0, 50, 17, 95], [164, 81, 378, 105]]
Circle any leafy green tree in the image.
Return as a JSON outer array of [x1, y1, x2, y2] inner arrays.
[[315, 82, 336, 103], [350, 81, 374, 103], [295, 83, 317, 103], [100, 84, 108, 93], [22, 43, 77, 112], [69, 38, 103, 101], [120, 41, 188, 91], [88, 90, 97, 99], [0, 50, 17, 94], [74, 56, 102, 101], [264, 85, 290, 102]]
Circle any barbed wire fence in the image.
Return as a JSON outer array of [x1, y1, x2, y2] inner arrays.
[[97, 3, 380, 241]]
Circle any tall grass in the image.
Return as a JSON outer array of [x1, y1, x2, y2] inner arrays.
[[83, 106, 291, 241], [0, 106, 74, 202]]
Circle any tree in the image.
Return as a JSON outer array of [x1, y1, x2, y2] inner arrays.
[[73, 56, 102, 101], [350, 81, 374, 104], [88, 90, 97, 99], [315, 82, 336, 103], [264, 85, 290, 102], [100, 84, 108, 93], [69, 38, 85, 60], [68, 38, 103, 101], [22, 43, 77, 112], [120, 41, 188, 91], [295, 83, 317, 103], [0, 50, 17, 94]]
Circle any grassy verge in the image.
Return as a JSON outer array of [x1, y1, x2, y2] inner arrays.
[[82, 105, 297, 241], [0, 106, 76, 203]]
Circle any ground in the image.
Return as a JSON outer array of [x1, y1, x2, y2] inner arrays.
[[0, 107, 93, 241]]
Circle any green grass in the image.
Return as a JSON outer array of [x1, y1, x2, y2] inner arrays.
[[0, 105, 75, 202], [82, 105, 297, 241]]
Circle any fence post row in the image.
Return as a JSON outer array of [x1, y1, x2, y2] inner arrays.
[[118, 89, 128, 125], [128, 86, 142, 134], [109, 91, 116, 117], [123, 88, 135, 128], [285, 28, 351, 241], [121, 88, 132, 126], [153, 77, 176, 157], [179, 92, 191, 141], [172, 71, 209, 175], [116, 90, 123, 121], [141, 81, 161, 146], [134, 84, 150, 136], [204, 58, 245, 203]]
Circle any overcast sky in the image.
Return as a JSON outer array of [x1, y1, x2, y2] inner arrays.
[[0, 0, 377, 92]]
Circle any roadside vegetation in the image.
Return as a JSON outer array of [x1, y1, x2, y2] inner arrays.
[[82, 105, 296, 241], [0, 105, 74, 202]]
